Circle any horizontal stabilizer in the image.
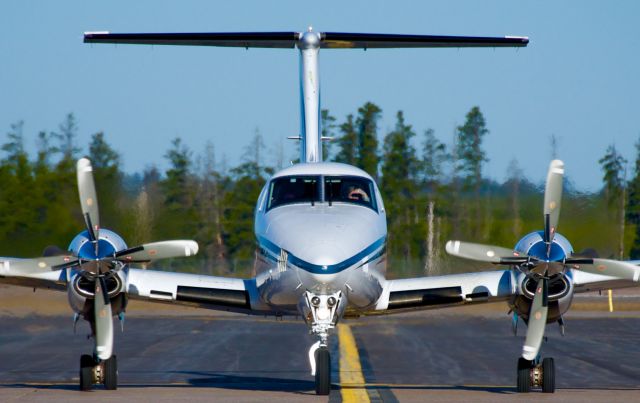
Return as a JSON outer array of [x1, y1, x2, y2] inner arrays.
[[320, 32, 528, 49], [84, 31, 528, 49], [84, 31, 299, 48]]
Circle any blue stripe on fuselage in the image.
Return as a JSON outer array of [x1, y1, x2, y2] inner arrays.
[[257, 235, 386, 274]]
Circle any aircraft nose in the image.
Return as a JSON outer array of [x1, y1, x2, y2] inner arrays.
[[299, 238, 348, 267]]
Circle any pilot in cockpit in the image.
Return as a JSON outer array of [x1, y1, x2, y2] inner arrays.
[[344, 183, 370, 203]]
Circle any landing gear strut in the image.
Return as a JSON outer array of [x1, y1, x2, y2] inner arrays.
[[300, 290, 344, 396], [517, 356, 555, 393], [79, 354, 118, 391]]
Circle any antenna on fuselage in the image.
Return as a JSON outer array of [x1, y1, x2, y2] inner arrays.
[[84, 30, 528, 163]]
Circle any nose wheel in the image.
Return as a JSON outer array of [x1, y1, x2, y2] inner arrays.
[[314, 347, 331, 395], [517, 357, 555, 393], [79, 354, 118, 391]]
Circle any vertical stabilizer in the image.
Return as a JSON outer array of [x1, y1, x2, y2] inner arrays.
[[298, 29, 322, 163]]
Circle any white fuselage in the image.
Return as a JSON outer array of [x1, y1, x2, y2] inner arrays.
[[254, 162, 387, 314]]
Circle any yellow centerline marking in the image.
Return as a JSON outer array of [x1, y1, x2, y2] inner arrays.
[[608, 289, 614, 312], [338, 323, 370, 403]]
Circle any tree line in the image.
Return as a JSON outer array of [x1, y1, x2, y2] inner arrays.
[[0, 106, 637, 277]]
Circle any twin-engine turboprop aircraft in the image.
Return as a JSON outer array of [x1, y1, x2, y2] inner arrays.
[[1, 28, 639, 395]]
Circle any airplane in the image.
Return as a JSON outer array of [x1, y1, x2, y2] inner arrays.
[[1, 28, 638, 395]]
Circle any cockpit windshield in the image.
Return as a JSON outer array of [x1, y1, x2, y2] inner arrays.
[[267, 176, 320, 210], [266, 175, 378, 212], [324, 176, 377, 211]]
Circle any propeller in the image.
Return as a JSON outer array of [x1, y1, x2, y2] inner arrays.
[[77, 158, 100, 255], [543, 160, 564, 255], [444, 159, 640, 366], [522, 277, 548, 360], [48, 240, 199, 272], [522, 157, 559, 359], [445, 240, 530, 265], [566, 258, 640, 281], [9, 157, 200, 364], [94, 276, 113, 360]]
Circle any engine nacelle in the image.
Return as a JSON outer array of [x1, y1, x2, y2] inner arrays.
[[66, 228, 129, 317], [510, 272, 574, 324], [67, 270, 127, 317]]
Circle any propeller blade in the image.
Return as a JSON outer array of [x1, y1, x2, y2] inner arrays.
[[567, 258, 640, 282], [445, 240, 526, 264], [77, 158, 100, 252], [522, 277, 549, 361], [114, 240, 199, 262], [94, 277, 114, 360], [1, 255, 78, 273], [543, 159, 564, 246]]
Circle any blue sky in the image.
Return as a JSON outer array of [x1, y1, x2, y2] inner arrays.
[[1, 1, 639, 190]]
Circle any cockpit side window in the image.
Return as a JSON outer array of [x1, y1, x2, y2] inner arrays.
[[325, 176, 378, 212], [267, 176, 320, 210]]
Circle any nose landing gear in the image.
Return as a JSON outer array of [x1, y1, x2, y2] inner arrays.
[[300, 290, 344, 396]]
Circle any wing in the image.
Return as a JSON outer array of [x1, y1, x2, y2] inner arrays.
[[370, 262, 640, 315], [0, 258, 271, 315], [571, 261, 640, 293], [0, 257, 69, 290], [371, 270, 516, 314], [125, 268, 271, 314]]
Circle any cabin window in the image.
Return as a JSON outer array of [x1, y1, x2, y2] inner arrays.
[[267, 176, 320, 210], [324, 176, 377, 211]]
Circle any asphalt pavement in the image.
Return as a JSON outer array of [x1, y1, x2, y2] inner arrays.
[[1, 297, 639, 402]]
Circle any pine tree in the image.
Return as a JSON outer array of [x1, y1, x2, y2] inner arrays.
[[599, 144, 626, 205], [381, 111, 420, 260], [599, 144, 627, 259], [454, 106, 489, 238], [421, 128, 448, 194], [455, 106, 488, 193], [222, 132, 271, 269], [195, 142, 228, 273], [321, 109, 336, 160], [356, 102, 382, 178], [88, 132, 123, 231], [334, 114, 357, 165], [159, 137, 198, 240], [628, 139, 640, 259], [506, 158, 523, 238], [0, 121, 37, 254], [53, 113, 82, 164]]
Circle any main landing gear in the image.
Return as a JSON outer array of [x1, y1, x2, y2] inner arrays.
[[300, 290, 344, 396], [517, 356, 555, 393], [79, 354, 118, 391]]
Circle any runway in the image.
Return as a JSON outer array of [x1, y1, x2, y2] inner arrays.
[[1, 287, 640, 402]]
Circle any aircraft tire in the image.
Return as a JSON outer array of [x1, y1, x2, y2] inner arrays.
[[315, 347, 331, 395], [103, 355, 118, 390], [542, 357, 555, 393], [516, 357, 531, 393], [79, 354, 94, 391]]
